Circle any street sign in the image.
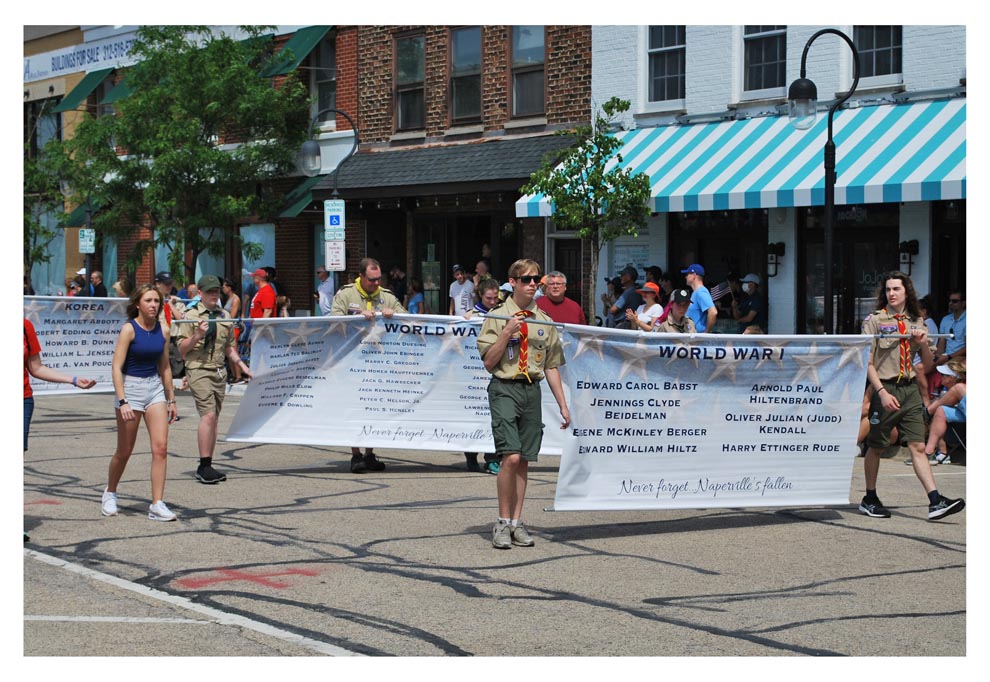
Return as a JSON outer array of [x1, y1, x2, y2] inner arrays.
[[78, 228, 96, 254], [324, 199, 345, 240], [325, 240, 346, 271]]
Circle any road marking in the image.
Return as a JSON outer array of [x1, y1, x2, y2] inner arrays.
[[25, 549, 361, 656], [26, 616, 209, 624]]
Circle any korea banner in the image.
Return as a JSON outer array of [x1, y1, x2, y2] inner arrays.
[[555, 326, 871, 511], [23, 296, 128, 394], [226, 315, 568, 453]]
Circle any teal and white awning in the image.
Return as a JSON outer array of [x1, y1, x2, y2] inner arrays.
[[516, 98, 965, 217]]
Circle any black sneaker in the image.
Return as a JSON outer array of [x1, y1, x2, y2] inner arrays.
[[363, 453, 386, 472], [350, 456, 368, 474], [928, 495, 965, 521], [196, 465, 227, 484], [858, 496, 891, 518]]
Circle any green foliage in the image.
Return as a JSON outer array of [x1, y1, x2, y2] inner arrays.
[[23, 142, 68, 274], [60, 25, 311, 283], [521, 97, 651, 320]]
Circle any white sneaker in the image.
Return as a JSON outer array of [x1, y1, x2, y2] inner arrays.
[[148, 500, 177, 522], [101, 489, 118, 516]]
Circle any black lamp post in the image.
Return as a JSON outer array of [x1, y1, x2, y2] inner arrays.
[[298, 108, 359, 197], [788, 28, 860, 334]]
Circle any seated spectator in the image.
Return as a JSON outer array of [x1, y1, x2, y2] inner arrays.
[[921, 360, 966, 466], [626, 282, 664, 331]]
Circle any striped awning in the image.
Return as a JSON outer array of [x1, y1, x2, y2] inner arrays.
[[516, 98, 965, 217]]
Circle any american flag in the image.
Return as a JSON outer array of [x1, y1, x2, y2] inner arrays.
[[709, 281, 733, 302]]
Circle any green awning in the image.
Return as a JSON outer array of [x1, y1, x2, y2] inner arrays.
[[64, 199, 105, 227], [277, 175, 325, 218], [260, 26, 332, 77], [52, 68, 115, 113], [99, 77, 132, 105]]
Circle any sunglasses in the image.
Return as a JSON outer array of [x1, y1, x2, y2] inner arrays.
[[515, 275, 540, 284], [948, 298, 961, 303], [365, 276, 382, 283]]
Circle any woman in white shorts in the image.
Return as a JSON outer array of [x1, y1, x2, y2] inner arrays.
[[102, 284, 179, 521]]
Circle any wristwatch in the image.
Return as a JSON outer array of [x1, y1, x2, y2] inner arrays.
[[116, 398, 128, 408]]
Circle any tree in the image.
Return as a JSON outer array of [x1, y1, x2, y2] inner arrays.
[[521, 97, 651, 324], [24, 102, 67, 280], [59, 26, 311, 284]]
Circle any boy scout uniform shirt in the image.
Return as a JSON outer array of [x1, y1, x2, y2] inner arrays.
[[172, 303, 236, 370], [477, 297, 564, 381], [654, 316, 696, 334], [330, 284, 406, 315], [862, 309, 934, 380]]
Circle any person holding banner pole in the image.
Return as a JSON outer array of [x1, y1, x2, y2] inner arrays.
[[859, 271, 964, 521], [477, 259, 570, 549], [331, 257, 407, 473], [103, 284, 179, 522], [174, 275, 252, 484]]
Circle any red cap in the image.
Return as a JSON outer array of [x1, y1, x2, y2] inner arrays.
[[252, 268, 268, 280]]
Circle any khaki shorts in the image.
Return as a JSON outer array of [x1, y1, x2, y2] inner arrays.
[[488, 378, 544, 461], [867, 379, 924, 448], [187, 367, 227, 417]]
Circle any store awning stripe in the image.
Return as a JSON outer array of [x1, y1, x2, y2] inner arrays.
[[51, 68, 114, 113], [516, 99, 966, 217], [99, 76, 132, 105], [260, 26, 332, 77]]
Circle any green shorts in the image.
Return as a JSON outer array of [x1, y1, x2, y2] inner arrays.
[[867, 378, 924, 448], [187, 367, 227, 417], [488, 378, 544, 462]]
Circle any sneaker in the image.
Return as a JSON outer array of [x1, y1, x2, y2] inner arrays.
[[350, 456, 368, 474], [929, 451, 951, 465], [858, 496, 891, 518], [148, 500, 177, 522], [928, 495, 965, 521], [363, 453, 386, 472], [101, 489, 118, 516], [484, 460, 500, 475], [492, 521, 512, 549], [465, 455, 481, 472], [511, 523, 535, 547], [195, 465, 227, 484]]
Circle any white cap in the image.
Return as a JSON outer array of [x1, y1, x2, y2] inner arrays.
[[740, 273, 761, 285], [499, 282, 513, 293], [76, 268, 87, 276], [936, 364, 958, 378]]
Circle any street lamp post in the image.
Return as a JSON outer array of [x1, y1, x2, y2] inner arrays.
[[788, 29, 860, 334], [298, 108, 360, 197]]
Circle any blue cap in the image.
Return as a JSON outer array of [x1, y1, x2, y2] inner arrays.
[[680, 264, 705, 277]]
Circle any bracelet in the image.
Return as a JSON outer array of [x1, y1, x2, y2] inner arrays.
[[72, 376, 77, 387], [166, 399, 176, 405], [877, 386, 887, 393]]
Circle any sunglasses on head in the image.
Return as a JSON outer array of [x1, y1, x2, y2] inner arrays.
[[515, 275, 540, 284], [365, 276, 382, 283]]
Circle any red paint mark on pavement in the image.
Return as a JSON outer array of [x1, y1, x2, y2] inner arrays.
[[174, 567, 320, 590], [24, 500, 62, 506]]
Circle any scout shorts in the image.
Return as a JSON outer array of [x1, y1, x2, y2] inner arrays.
[[488, 378, 544, 461], [867, 379, 924, 448], [118, 374, 166, 413], [188, 367, 227, 416]]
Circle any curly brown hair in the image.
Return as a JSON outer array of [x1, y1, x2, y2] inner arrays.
[[875, 271, 922, 319]]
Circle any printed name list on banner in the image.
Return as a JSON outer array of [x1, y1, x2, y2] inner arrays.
[[555, 327, 870, 510], [226, 315, 567, 454], [23, 296, 128, 394]]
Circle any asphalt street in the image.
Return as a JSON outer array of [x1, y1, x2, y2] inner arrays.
[[21, 390, 967, 659]]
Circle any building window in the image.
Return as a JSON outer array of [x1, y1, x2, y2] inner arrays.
[[511, 26, 544, 117], [648, 26, 686, 102], [24, 99, 61, 159], [396, 34, 425, 130], [854, 26, 902, 78], [450, 26, 482, 124], [744, 26, 786, 93], [313, 36, 337, 125]]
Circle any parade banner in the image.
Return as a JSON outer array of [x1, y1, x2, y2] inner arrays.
[[23, 296, 128, 394], [226, 315, 569, 453], [555, 327, 870, 510]]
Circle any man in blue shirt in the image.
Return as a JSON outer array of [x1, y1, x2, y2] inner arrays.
[[608, 266, 643, 329], [683, 263, 716, 332], [936, 290, 966, 366]]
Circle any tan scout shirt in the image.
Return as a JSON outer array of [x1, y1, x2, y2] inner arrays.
[[330, 283, 406, 315], [477, 296, 564, 381], [653, 315, 696, 334], [172, 303, 237, 370], [862, 308, 934, 381]]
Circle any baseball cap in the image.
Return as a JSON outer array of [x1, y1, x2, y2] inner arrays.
[[155, 271, 173, 284], [936, 365, 958, 378], [75, 267, 87, 276], [197, 275, 222, 291], [637, 282, 661, 296], [252, 268, 268, 279], [672, 288, 692, 304], [452, 264, 465, 274], [499, 282, 513, 293], [618, 266, 638, 279], [740, 273, 761, 285], [681, 264, 705, 277]]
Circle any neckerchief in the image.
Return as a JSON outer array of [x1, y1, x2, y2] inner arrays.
[[886, 308, 911, 380], [201, 306, 222, 358], [354, 277, 381, 310], [511, 310, 535, 383]]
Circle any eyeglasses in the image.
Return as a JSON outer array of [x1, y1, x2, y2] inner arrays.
[[365, 276, 382, 283], [547, 281, 566, 287], [515, 275, 540, 284], [948, 298, 961, 303]]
